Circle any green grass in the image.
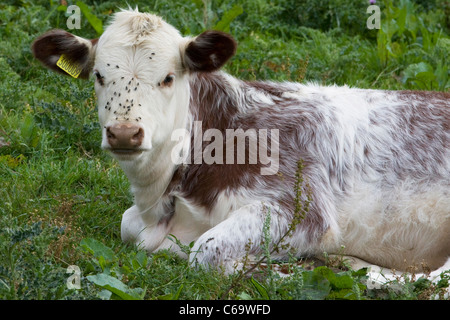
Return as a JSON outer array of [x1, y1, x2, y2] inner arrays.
[[0, 0, 449, 300]]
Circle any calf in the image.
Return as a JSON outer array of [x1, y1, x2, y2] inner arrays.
[[32, 9, 450, 278]]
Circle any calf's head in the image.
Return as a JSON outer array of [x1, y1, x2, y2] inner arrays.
[[32, 9, 236, 163]]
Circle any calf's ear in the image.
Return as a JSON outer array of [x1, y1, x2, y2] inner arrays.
[[32, 29, 97, 79], [183, 30, 237, 73]]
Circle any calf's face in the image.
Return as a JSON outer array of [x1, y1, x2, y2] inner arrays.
[[32, 10, 236, 162]]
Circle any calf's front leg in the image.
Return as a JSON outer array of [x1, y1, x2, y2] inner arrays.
[[189, 203, 292, 273], [121, 205, 170, 252]]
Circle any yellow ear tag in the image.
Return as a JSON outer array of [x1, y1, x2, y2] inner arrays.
[[56, 54, 82, 78]]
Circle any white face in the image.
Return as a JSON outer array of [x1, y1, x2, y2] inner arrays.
[[33, 10, 236, 164], [93, 13, 190, 161]]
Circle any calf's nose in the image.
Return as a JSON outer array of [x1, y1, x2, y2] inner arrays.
[[106, 124, 144, 150]]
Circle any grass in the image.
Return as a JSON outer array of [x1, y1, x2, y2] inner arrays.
[[0, 0, 449, 300]]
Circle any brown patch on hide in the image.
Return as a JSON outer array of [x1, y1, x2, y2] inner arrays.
[[175, 72, 329, 240], [393, 90, 449, 177], [397, 90, 450, 132]]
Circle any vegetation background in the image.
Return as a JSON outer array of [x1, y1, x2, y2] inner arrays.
[[0, 0, 449, 300]]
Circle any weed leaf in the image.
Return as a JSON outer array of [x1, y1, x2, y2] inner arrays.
[[87, 273, 144, 300], [157, 284, 184, 300], [251, 276, 270, 300], [301, 268, 331, 300], [76, 1, 103, 35], [80, 238, 115, 261], [213, 5, 243, 32]]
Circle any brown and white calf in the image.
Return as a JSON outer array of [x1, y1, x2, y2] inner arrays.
[[33, 10, 450, 279]]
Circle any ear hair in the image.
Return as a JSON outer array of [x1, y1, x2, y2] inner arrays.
[[32, 29, 97, 79], [183, 30, 237, 73]]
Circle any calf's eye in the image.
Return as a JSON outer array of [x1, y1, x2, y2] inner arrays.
[[93, 70, 104, 86], [162, 73, 175, 86]]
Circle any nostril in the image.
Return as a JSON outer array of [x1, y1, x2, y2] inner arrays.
[[132, 128, 144, 144], [106, 127, 115, 139]]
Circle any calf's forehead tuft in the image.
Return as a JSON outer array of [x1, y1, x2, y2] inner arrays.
[[99, 9, 181, 47]]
